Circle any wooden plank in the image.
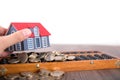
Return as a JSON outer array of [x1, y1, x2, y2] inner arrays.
[[0, 59, 119, 75]]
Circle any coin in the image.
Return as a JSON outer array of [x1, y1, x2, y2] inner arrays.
[[50, 70, 65, 79], [29, 53, 38, 59], [17, 76, 26, 80], [5, 74, 20, 80], [38, 52, 47, 59], [9, 54, 18, 59], [8, 59, 20, 64], [18, 53, 28, 63], [44, 53, 55, 61], [54, 55, 64, 61], [67, 55, 76, 60], [32, 73, 40, 80], [0, 58, 8, 64], [52, 51, 61, 56], [40, 76, 54, 80], [20, 71, 34, 79], [29, 58, 40, 63], [38, 69, 50, 76]]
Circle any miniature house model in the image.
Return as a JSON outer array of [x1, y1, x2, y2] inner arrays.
[[6, 22, 51, 51]]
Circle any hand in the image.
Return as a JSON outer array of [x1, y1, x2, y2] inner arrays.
[[0, 26, 32, 57]]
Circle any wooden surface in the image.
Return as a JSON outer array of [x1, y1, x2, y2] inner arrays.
[[46, 44, 120, 80], [13, 44, 120, 80]]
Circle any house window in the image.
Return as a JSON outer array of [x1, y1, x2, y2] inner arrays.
[[35, 38, 41, 48], [27, 38, 34, 49], [33, 26, 39, 36], [42, 37, 48, 47], [15, 43, 21, 50]]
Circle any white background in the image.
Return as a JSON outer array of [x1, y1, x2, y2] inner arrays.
[[0, 0, 120, 45]]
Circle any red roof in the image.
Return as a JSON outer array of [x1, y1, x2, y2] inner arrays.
[[10, 22, 51, 37]]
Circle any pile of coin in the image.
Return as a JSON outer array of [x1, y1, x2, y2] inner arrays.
[[4, 69, 65, 80], [28, 53, 41, 63], [27, 51, 75, 62], [0, 51, 76, 64], [43, 51, 75, 62], [0, 51, 115, 64]]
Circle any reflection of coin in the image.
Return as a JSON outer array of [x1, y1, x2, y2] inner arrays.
[[18, 76, 26, 80], [8, 59, 20, 64], [5, 74, 20, 80], [50, 70, 64, 79], [40, 76, 54, 80], [38, 69, 50, 76], [4, 69, 65, 80], [0, 76, 5, 80], [32, 73, 40, 80], [18, 53, 28, 63], [20, 72, 34, 79]]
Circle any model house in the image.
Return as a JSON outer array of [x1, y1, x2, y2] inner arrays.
[[6, 22, 51, 51]]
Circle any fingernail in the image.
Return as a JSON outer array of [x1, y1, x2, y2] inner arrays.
[[22, 29, 32, 37]]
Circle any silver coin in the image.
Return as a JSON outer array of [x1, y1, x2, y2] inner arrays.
[[8, 59, 20, 64], [55, 54, 67, 61], [54, 56, 64, 61], [44, 53, 55, 61], [18, 53, 28, 63], [29, 58, 40, 63], [38, 69, 50, 76], [52, 51, 61, 56], [67, 55, 76, 60], [29, 52, 38, 59], [63, 55, 68, 60], [50, 70, 65, 79], [38, 53, 47, 59]]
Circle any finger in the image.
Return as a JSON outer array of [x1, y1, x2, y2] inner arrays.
[[0, 26, 7, 35], [0, 28, 32, 51], [0, 52, 11, 57]]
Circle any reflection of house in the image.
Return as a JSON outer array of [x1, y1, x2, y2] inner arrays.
[[6, 22, 51, 51]]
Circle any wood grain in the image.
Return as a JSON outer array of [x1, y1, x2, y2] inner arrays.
[[2, 44, 120, 80]]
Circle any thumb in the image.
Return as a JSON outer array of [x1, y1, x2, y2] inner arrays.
[[0, 29, 32, 51]]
